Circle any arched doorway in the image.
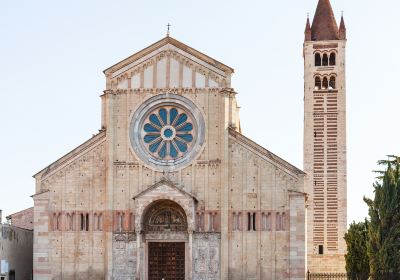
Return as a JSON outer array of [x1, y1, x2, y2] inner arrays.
[[142, 200, 188, 280]]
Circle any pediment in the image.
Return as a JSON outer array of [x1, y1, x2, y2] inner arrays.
[[104, 36, 234, 90], [132, 179, 198, 202]]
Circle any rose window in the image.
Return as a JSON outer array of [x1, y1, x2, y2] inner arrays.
[[143, 107, 194, 160], [130, 94, 205, 171]]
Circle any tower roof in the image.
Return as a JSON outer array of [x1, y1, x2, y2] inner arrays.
[[339, 15, 347, 40], [311, 0, 339, 41]]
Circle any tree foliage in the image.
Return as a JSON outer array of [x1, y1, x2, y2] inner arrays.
[[364, 156, 400, 279], [344, 220, 369, 280]]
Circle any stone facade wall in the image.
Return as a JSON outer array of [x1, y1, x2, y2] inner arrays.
[[112, 233, 137, 280], [193, 233, 220, 280], [33, 38, 306, 279], [228, 135, 305, 280], [0, 224, 33, 280], [6, 207, 34, 230], [33, 133, 107, 280]]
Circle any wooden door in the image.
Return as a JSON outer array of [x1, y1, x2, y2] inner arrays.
[[148, 242, 185, 280]]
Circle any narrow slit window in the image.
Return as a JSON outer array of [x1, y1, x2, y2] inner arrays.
[[322, 53, 329, 66], [315, 77, 321, 90], [252, 213, 256, 231], [315, 53, 322, 66], [85, 213, 89, 231], [329, 76, 336, 89], [329, 52, 336, 66], [322, 77, 329, 90], [247, 213, 251, 231], [318, 245, 324, 255], [80, 213, 84, 231]]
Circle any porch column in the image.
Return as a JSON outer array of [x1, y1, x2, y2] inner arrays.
[[136, 229, 142, 279], [188, 230, 193, 280]]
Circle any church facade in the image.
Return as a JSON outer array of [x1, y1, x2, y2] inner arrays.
[[32, 1, 347, 279]]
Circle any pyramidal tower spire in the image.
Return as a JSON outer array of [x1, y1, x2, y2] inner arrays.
[[305, 15, 312, 41], [339, 14, 347, 40], [311, 0, 339, 40], [303, 0, 347, 275]]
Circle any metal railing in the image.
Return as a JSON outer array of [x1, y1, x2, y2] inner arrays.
[[306, 271, 348, 280], [307, 271, 400, 280]]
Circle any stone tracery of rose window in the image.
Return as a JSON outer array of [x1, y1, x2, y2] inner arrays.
[[143, 106, 194, 160]]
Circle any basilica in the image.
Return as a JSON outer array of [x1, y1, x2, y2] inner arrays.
[[32, 0, 347, 279]]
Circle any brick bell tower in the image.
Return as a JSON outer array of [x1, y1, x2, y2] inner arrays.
[[303, 0, 347, 273]]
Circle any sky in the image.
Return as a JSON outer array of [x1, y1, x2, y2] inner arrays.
[[0, 0, 399, 226]]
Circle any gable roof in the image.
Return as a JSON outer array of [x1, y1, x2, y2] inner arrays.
[[103, 36, 234, 76], [229, 128, 305, 176], [311, 0, 339, 41], [132, 178, 198, 201], [33, 130, 106, 179]]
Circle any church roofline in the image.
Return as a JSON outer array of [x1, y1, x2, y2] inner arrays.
[[229, 128, 305, 176], [33, 130, 106, 179], [103, 36, 234, 76]]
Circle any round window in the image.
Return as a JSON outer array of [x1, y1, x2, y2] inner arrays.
[[130, 94, 205, 171]]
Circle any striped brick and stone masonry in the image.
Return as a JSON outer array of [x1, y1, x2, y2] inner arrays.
[[6, 207, 34, 230], [303, 0, 347, 273]]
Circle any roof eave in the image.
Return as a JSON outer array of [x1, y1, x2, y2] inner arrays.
[[103, 36, 234, 76]]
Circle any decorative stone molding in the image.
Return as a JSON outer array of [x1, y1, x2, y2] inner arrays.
[[133, 179, 197, 232]]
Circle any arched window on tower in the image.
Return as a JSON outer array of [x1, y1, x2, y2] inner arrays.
[[315, 77, 322, 90], [329, 76, 336, 89], [315, 53, 322, 66], [322, 77, 329, 90], [329, 52, 336, 66], [322, 53, 329, 66]]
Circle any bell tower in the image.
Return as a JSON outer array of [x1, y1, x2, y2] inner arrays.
[[303, 0, 347, 273]]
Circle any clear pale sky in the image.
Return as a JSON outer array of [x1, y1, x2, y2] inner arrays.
[[0, 0, 399, 226]]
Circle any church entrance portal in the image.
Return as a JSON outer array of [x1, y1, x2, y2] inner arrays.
[[142, 199, 189, 279], [148, 242, 185, 280]]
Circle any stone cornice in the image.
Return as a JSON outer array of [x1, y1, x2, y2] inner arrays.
[[132, 178, 198, 202], [33, 130, 106, 180], [103, 36, 234, 76], [228, 128, 305, 177], [106, 87, 235, 96]]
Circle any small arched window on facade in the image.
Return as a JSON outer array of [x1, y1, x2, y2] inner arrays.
[[80, 213, 89, 231], [329, 52, 336, 66], [329, 76, 336, 90], [315, 77, 322, 90], [322, 77, 329, 90], [322, 53, 329, 66], [315, 53, 322, 66]]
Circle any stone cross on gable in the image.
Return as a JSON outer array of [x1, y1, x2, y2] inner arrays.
[[167, 23, 171, 37]]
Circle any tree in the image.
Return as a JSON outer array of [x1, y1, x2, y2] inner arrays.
[[344, 220, 369, 280], [364, 156, 400, 279]]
